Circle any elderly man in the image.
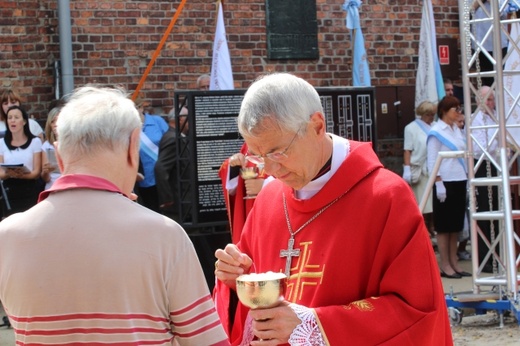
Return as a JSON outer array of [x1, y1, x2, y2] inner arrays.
[[472, 85, 500, 273], [0, 86, 229, 345], [197, 74, 211, 90], [214, 73, 452, 344], [155, 106, 189, 213]]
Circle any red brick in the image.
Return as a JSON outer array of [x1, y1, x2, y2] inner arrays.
[[0, 0, 461, 118]]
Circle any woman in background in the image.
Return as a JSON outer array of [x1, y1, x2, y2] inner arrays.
[[0, 88, 44, 141], [427, 96, 469, 279], [0, 106, 42, 217], [402, 100, 437, 237], [41, 107, 61, 189]]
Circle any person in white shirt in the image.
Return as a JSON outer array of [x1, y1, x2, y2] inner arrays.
[[0, 88, 44, 141], [402, 100, 437, 236], [41, 106, 61, 190], [472, 86, 500, 272], [427, 96, 469, 279], [0, 105, 42, 217]]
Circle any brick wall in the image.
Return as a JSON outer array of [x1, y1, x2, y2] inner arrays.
[[0, 0, 459, 119]]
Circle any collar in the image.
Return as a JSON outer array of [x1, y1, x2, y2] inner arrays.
[[296, 134, 350, 200], [437, 119, 456, 131], [38, 174, 128, 202]]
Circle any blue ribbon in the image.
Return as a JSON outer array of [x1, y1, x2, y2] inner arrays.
[[414, 119, 430, 135], [343, 0, 362, 30], [428, 130, 467, 173], [343, 0, 371, 87]]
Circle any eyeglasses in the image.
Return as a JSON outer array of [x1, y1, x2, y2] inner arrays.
[[245, 130, 301, 165], [451, 106, 462, 113]]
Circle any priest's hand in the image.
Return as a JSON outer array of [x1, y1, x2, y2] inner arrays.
[[229, 153, 247, 168], [215, 244, 253, 290], [249, 302, 300, 345]]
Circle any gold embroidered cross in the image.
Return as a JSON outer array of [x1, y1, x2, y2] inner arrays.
[[286, 241, 325, 302]]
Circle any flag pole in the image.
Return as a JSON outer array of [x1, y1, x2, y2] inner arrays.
[[352, 28, 357, 67], [215, 0, 222, 30], [131, 0, 188, 101]]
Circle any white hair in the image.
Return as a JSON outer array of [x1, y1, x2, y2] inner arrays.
[[238, 73, 323, 137], [57, 86, 141, 159], [197, 74, 210, 86]]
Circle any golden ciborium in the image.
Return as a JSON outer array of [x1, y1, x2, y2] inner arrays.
[[240, 166, 259, 199], [236, 271, 287, 309]]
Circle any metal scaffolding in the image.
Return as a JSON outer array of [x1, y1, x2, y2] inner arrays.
[[445, 0, 520, 326]]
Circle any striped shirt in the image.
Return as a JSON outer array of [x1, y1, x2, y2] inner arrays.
[[0, 176, 229, 345]]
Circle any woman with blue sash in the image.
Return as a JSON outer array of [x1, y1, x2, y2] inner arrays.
[[403, 101, 437, 237], [427, 96, 469, 279]]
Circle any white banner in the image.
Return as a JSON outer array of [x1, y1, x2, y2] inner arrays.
[[415, 0, 444, 108], [504, 20, 520, 145], [210, 2, 234, 90]]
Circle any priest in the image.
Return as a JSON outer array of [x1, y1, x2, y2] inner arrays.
[[214, 73, 453, 345]]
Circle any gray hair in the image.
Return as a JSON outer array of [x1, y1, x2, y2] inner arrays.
[[57, 86, 141, 159], [238, 73, 323, 137], [197, 74, 210, 87], [476, 85, 493, 102], [167, 107, 176, 121]]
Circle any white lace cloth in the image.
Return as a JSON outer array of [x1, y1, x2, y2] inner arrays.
[[240, 314, 255, 346], [240, 304, 325, 345], [287, 303, 325, 346]]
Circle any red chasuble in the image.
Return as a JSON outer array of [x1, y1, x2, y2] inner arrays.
[[218, 143, 254, 245], [218, 141, 452, 345]]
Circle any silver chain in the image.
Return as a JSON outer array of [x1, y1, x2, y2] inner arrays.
[[463, 0, 472, 64], [473, 2, 483, 89], [282, 190, 349, 237], [482, 100, 497, 273]]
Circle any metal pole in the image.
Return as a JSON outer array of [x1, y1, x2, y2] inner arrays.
[[58, 0, 74, 96], [419, 150, 466, 212], [0, 180, 11, 211]]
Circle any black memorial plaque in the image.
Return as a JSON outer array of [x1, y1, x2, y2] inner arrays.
[[173, 88, 375, 230], [173, 91, 245, 230], [265, 0, 319, 60]]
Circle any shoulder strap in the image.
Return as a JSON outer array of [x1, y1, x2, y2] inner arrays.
[[414, 119, 430, 135], [428, 130, 467, 173], [140, 131, 159, 161]]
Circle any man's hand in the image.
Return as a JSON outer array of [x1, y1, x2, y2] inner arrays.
[[42, 163, 57, 176], [229, 153, 246, 168], [214, 244, 253, 289], [435, 181, 447, 202], [249, 302, 301, 345], [245, 178, 264, 196]]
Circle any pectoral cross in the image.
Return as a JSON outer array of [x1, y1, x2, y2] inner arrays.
[[280, 236, 300, 277]]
